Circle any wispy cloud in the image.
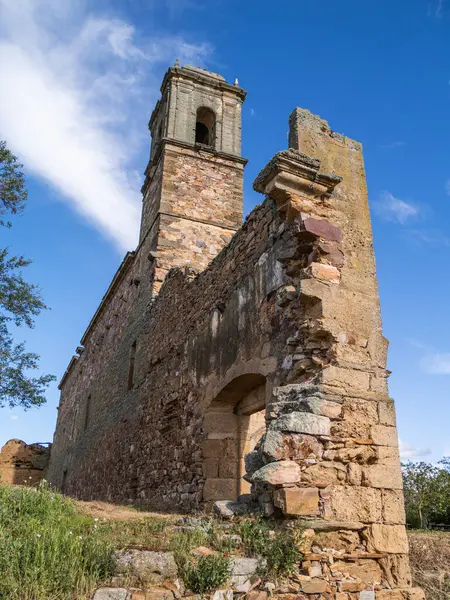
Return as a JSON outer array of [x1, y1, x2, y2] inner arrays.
[[421, 353, 450, 374], [374, 191, 419, 224], [0, 0, 212, 251], [10, 414, 18, 421], [379, 141, 405, 150], [445, 179, 450, 196], [436, 0, 444, 17], [405, 228, 450, 247], [400, 439, 432, 459]]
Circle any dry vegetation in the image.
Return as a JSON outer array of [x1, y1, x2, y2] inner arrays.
[[409, 530, 450, 600]]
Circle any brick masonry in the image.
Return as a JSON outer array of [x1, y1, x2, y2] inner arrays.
[[44, 65, 424, 600]]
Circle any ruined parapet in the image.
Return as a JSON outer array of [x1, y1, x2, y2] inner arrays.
[[0, 439, 51, 485], [245, 110, 424, 599]]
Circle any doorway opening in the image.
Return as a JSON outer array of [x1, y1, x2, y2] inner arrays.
[[202, 374, 266, 505]]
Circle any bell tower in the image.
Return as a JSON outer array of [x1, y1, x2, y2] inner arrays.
[[140, 64, 247, 293]]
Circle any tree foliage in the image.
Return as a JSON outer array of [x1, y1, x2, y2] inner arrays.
[[0, 141, 55, 409], [0, 141, 27, 227], [403, 458, 450, 529]]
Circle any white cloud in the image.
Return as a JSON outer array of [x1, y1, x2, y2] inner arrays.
[[420, 353, 450, 374], [10, 414, 18, 421], [400, 439, 432, 459], [374, 191, 419, 225], [0, 0, 212, 251]]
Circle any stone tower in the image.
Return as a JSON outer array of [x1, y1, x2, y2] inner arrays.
[[140, 64, 247, 293]]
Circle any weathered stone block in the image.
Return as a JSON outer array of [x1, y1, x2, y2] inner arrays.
[[322, 365, 371, 393], [202, 458, 219, 478], [313, 530, 360, 552], [332, 559, 382, 584], [378, 554, 412, 588], [262, 430, 323, 461], [371, 425, 399, 447], [252, 460, 301, 486], [300, 579, 330, 594], [308, 262, 341, 284], [272, 413, 330, 436], [378, 400, 396, 426], [365, 524, 409, 554], [363, 463, 403, 490], [201, 440, 223, 458], [298, 216, 343, 242], [273, 487, 320, 516], [302, 462, 346, 486], [375, 591, 403, 600], [115, 550, 178, 585], [203, 479, 237, 501], [329, 486, 382, 523]]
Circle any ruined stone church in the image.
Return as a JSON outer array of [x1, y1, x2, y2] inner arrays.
[[47, 64, 424, 599]]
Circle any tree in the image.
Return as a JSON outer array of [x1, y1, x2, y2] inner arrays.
[[402, 458, 450, 528], [0, 141, 55, 409]]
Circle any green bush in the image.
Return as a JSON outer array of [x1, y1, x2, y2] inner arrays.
[[239, 517, 271, 557], [0, 481, 115, 600], [263, 531, 300, 579], [183, 554, 231, 594], [239, 517, 302, 579]]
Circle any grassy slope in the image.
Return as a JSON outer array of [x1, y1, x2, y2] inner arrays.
[[1, 483, 448, 600]]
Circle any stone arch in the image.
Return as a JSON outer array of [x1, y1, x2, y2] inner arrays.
[[202, 373, 267, 506], [195, 106, 216, 147]]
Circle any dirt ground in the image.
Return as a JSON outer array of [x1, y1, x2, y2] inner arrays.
[[408, 530, 450, 600]]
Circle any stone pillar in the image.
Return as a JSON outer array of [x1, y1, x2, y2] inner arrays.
[[246, 110, 424, 600]]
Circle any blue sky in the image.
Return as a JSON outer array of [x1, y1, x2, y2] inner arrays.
[[0, 0, 449, 461]]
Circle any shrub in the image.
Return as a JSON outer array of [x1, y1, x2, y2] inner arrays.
[[239, 517, 302, 580], [183, 553, 231, 594], [239, 517, 271, 557], [263, 531, 300, 579], [0, 481, 115, 600]]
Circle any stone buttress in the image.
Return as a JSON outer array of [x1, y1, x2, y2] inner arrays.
[[242, 109, 424, 600]]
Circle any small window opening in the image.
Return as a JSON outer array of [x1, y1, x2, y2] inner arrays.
[[84, 394, 91, 431], [127, 341, 137, 390], [195, 107, 215, 147], [61, 468, 68, 493]]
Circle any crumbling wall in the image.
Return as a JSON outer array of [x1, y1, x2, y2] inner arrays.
[[0, 439, 50, 485], [46, 199, 285, 506]]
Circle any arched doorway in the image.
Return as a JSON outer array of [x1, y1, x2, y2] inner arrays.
[[202, 374, 266, 506]]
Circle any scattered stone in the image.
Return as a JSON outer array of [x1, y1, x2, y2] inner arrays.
[[231, 557, 259, 592], [264, 582, 276, 596], [190, 546, 216, 556], [93, 589, 131, 600], [115, 550, 178, 585], [212, 590, 233, 600], [246, 591, 267, 600], [213, 500, 253, 519]]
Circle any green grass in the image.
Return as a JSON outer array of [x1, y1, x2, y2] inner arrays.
[[0, 483, 305, 598], [0, 482, 115, 600]]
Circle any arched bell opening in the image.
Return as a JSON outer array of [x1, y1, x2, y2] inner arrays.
[[195, 107, 216, 147]]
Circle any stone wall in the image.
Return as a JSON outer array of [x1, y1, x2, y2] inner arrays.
[[0, 439, 50, 485]]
